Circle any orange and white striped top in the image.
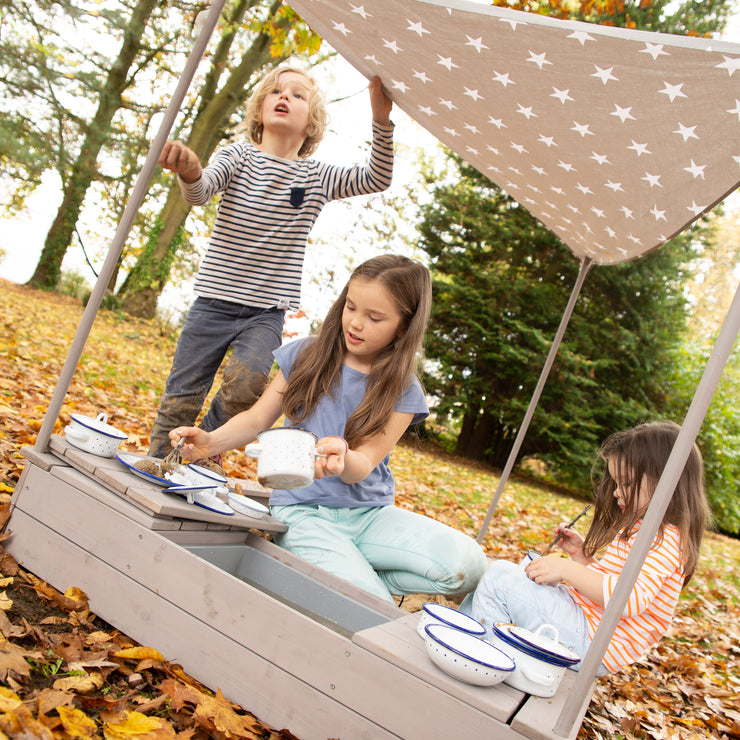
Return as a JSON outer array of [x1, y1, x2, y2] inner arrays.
[[568, 521, 683, 672]]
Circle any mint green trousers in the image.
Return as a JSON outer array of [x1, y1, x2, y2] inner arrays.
[[271, 504, 488, 603]]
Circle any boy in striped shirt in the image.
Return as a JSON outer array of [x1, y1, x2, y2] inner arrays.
[[149, 66, 394, 463]]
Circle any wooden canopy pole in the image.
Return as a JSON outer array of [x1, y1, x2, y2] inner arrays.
[[476, 256, 593, 544], [34, 0, 229, 452], [554, 276, 740, 735]]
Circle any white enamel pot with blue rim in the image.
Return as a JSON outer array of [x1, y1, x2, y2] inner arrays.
[[490, 623, 581, 697], [244, 428, 321, 489], [64, 413, 127, 457]]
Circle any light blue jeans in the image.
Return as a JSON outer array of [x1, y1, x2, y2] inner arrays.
[[271, 504, 488, 603], [459, 559, 608, 675], [149, 298, 284, 457]]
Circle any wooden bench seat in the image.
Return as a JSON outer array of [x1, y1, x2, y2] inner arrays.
[[4, 448, 594, 739]]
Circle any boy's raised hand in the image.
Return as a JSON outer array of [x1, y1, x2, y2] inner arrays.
[[159, 141, 202, 184], [369, 76, 392, 125]]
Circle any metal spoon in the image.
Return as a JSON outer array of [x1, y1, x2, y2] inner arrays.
[[541, 504, 592, 555]]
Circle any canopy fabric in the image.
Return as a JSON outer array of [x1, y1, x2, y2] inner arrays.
[[287, 0, 740, 264]]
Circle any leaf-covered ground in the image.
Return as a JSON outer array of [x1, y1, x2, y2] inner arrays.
[[1, 278, 739, 739]]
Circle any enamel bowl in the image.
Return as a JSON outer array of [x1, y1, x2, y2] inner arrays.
[[227, 492, 269, 519], [490, 623, 580, 697], [416, 602, 486, 640], [65, 413, 127, 457], [424, 624, 515, 687], [185, 463, 228, 487]]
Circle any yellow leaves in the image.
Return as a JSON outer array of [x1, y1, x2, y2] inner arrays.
[[53, 671, 105, 693], [0, 640, 34, 681], [114, 646, 164, 662], [0, 686, 21, 711], [57, 705, 98, 737], [103, 711, 175, 739], [157, 679, 266, 738]]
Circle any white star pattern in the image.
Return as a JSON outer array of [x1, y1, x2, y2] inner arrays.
[[611, 105, 635, 123], [572, 122, 594, 137], [406, 20, 429, 37], [674, 123, 699, 141], [492, 71, 515, 87], [466, 36, 488, 53], [627, 141, 651, 157], [716, 56, 740, 76], [659, 82, 687, 102], [527, 51, 552, 69], [568, 31, 595, 45], [590, 153, 611, 165], [684, 160, 706, 179], [350, 4, 371, 20], [642, 173, 662, 187], [551, 87, 574, 104], [437, 55, 459, 70], [592, 66, 618, 84], [287, 0, 740, 264], [641, 43, 669, 60], [517, 105, 537, 119], [465, 88, 484, 101]]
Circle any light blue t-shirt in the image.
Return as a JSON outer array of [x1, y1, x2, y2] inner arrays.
[[268, 338, 429, 507]]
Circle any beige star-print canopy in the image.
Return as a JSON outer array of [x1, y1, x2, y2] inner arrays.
[[288, 0, 740, 264]]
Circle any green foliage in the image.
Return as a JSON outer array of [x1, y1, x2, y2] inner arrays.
[[418, 154, 708, 486], [418, 0, 735, 490], [58, 269, 91, 300], [666, 343, 740, 534]]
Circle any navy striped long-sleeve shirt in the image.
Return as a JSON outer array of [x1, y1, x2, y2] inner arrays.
[[179, 121, 394, 311]]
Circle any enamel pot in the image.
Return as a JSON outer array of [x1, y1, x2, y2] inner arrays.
[[490, 623, 580, 698], [64, 413, 127, 457], [244, 428, 320, 489]]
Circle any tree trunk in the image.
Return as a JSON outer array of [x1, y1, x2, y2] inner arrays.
[[26, 0, 162, 290], [118, 0, 292, 318]]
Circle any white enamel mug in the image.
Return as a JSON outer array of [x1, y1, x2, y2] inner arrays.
[[245, 428, 320, 489]]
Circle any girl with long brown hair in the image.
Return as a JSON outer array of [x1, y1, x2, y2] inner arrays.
[[462, 421, 709, 673], [171, 255, 487, 603]]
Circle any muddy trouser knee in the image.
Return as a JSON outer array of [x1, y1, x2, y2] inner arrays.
[[149, 298, 284, 457]]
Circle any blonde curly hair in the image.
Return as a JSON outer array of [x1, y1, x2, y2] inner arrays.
[[242, 65, 329, 158]]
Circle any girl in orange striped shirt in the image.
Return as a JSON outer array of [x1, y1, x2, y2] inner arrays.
[[462, 421, 709, 673]]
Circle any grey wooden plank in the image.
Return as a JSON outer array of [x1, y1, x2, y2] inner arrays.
[[511, 671, 595, 740], [3, 509, 399, 740], [9, 464, 530, 738], [354, 614, 524, 723], [50, 466, 181, 531], [20, 445, 66, 471], [48, 437, 286, 533], [162, 530, 251, 546], [245, 534, 406, 621]]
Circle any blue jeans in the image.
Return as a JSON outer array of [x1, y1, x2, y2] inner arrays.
[[149, 298, 284, 458], [271, 504, 488, 603], [459, 559, 608, 675]]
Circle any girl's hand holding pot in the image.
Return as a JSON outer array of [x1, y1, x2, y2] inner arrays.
[[314, 435, 349, 479]]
